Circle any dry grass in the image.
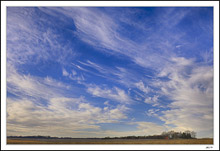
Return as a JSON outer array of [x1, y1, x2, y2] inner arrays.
[[7, 138, 213, 144]]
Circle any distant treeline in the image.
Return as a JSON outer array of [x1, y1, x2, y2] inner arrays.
[[104, 130, 196, 139], [7, 130, 196, 139], [7, 136, 73, 139]]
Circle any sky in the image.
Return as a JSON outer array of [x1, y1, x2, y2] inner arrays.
[[6, 7, 213, 138]]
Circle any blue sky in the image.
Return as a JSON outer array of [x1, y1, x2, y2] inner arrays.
[[6, 7, 213, 138]]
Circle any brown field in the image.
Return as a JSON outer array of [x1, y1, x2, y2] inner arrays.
[[7, 138, 213, 144]]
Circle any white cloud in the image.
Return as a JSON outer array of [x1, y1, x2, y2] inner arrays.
[[113, 67, 141, 87], [7, 96, 129, 137], [135, 81, 151, 94], [69, 8, 128, 53], [62, 68, 69, 76], [153, 57, 213, 138], [157, 7, 190, 28], [87, 85, 132, 104], [75, 60, 113, 80], [146, 108, 160, 117], [6, 64, 130, 137], [176, 45, 182, 48], [78, 60, 109, 75], [71, 69, 77, 76], [200, 48, 213, 64], [144, 95, 159, 106], [104, 101, 109, 106], [7, 64, 71, 101]]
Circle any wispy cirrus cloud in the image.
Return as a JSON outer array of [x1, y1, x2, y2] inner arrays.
[[7, 7, 76, 67], [7, 64, 72, 101], [39, 7, 173, 70], [62, 68, 69, 77], [152, 57, 213, 137], [87, 85, 132, 104], [135, 81, 151, 94], [67, 7, 193, 70], [144, 95, 160, 106]]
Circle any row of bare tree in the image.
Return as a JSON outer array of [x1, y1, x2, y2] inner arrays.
[[161, 130, 196, 139], [104, 130, 196, 139]]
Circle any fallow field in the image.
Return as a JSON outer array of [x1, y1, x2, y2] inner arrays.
[[7, 138, 213, 144]]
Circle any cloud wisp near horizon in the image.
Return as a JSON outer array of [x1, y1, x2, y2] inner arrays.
[[7, 7, 213, 138]]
